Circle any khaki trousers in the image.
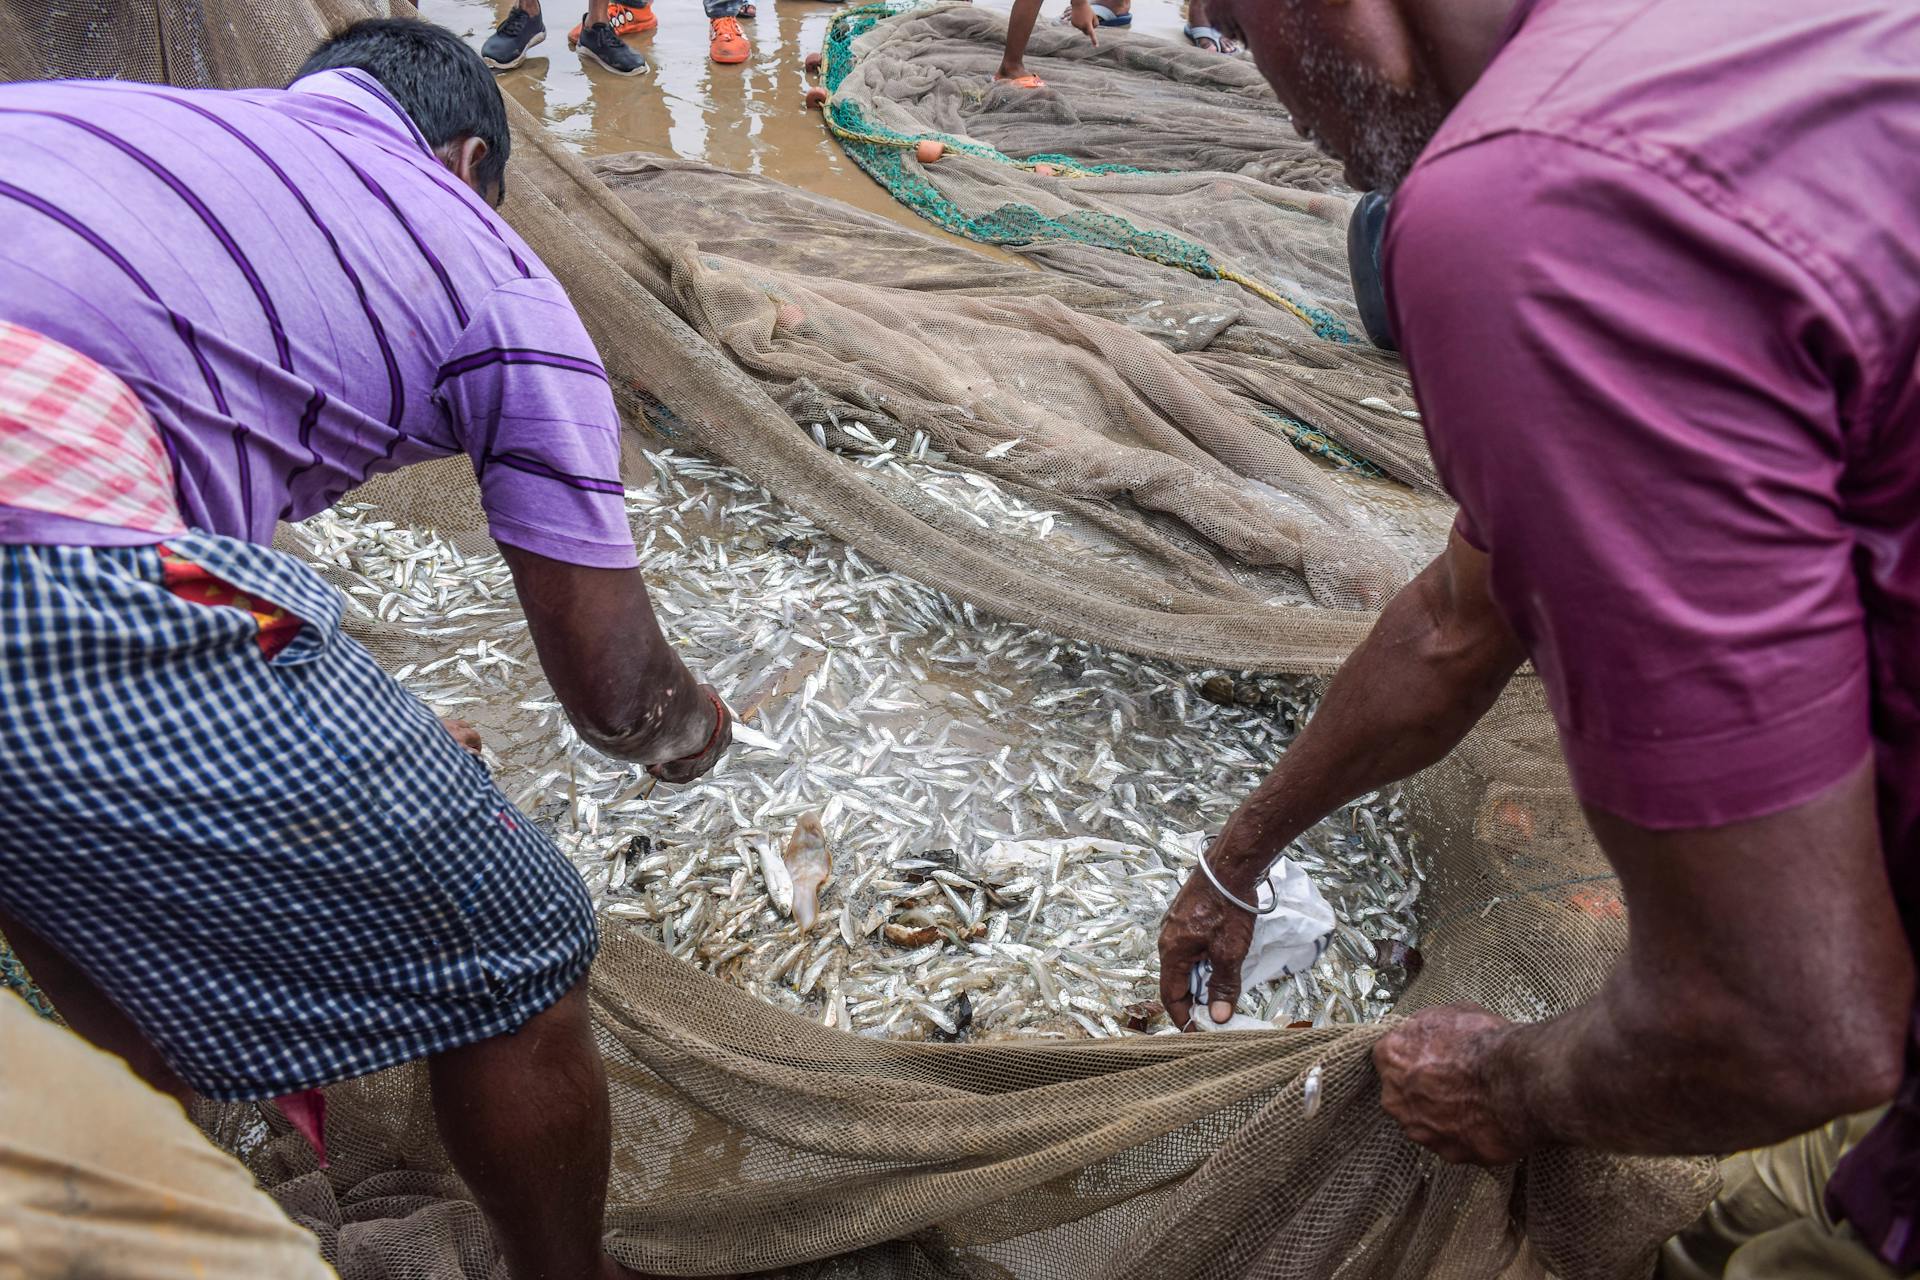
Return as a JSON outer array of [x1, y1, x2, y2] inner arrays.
[[1663, 1109, 1909, 1280], [0, 993, 333, 1280]]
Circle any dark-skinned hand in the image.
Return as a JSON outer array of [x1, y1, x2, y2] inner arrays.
[[646, 685, 733, 785], [1157, 869, 1257, 1030], [1374, 1002, 1532, 1165]]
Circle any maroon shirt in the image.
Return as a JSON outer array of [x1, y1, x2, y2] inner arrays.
[[1385, 0, 1920, 1260]]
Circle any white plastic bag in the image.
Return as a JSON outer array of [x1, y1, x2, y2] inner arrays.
[[1184, 856, 1335, 1030]]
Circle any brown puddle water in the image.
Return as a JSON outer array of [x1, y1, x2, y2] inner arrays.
[[418, 0, 1194, 238]]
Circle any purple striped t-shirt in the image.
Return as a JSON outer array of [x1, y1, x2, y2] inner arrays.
[[0, 69, 637, 568]]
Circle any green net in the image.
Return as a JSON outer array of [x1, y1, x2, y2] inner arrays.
[[818, 2, 1358, 344]]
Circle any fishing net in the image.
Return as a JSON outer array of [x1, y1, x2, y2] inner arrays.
[[815, 2, 1440, 491], [1, 1, 1716, 1277], [183, 677, 1713, 1280]]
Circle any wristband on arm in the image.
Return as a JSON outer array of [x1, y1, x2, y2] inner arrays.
[[663, 686, 730, 767]]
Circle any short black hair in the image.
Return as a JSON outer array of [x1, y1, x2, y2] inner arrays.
[[294, 18, 510, 201]]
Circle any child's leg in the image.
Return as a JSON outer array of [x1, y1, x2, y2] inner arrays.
[[999, 0, 1043, 79]]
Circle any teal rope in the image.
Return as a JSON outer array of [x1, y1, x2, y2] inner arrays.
[[0, 932, 60, 1023]]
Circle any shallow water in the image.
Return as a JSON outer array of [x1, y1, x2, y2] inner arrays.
[[418, 0, 1198, 231]]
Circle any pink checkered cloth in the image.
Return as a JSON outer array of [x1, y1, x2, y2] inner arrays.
[[0, 321, 184, 537]]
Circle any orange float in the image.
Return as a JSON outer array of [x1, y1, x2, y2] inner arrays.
[[805, 86, 828, 109], [1568, 886, 1626, 921], [804, 51, 823, 72], [915, 139, 945, 163]]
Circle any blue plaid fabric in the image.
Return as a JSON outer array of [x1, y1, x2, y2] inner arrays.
[[0, 532, 597, 1101]]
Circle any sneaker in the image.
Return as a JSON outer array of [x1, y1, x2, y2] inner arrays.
[[710, 15, 749, 64], [573, 16, 650, 75], [480, 6, 545, 70], [567, 2, 655, 45]]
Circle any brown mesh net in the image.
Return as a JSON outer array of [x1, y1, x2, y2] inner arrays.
[[188, 678, 1713, 1280], [1, 2, 1715, 1276]]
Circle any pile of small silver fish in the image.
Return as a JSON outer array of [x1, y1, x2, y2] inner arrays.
[[287, 436, 1422, 1040]]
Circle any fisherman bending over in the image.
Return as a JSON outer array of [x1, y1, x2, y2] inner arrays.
[[1157, 0, 1920, 1274], [0, 18, 730, 1280]]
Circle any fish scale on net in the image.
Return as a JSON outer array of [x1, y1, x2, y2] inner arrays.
[[284, 441, 1421, 1040]]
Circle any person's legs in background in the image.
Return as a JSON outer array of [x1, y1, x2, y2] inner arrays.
[[707, 0, 750, 65], [482, 0, 552, 69], [1183, 0, 1237, 53], [486, 1, 649, 77], [573, 1, 658, 44]]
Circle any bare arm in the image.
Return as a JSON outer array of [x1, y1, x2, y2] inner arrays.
[[1382, 761, 1912, 1162], [1159, 530, 1524, 1026], [501, 544, 727, 779]]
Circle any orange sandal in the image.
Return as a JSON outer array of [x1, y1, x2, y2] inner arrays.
[[710, 15, 750, 63], [569, 2, 656, 45], [994, 72, 1047, 88]]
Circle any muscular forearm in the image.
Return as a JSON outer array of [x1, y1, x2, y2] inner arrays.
[[1489, 959, 1896, 1158], [1491, 979, 1795, 1157], [1211, 537, 1522, 894], [1471, 763, 1910, 1160], [502, 545, 716, 766]]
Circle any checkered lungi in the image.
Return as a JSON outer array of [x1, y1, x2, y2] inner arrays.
[[0, 532, 599, 1101]]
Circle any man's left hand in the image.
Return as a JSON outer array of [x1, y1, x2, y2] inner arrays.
[[1374, 1003, 1533, 1165]]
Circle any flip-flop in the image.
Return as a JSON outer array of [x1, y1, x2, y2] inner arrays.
[[1183, 23, 1237, 52], [994, 72, 1047, 88], [1063, 3, 1132, 26], [739, 3, 756, 19]]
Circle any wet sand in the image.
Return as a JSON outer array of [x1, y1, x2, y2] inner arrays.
[[418, 0, 1195, 233]]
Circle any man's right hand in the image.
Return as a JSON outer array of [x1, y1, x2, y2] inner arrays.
[[1158, 865, 1258, 1029], [646, 685, 732, 784], [500, 546, 731, 772]]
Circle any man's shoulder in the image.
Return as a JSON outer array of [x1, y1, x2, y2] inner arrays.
[[1423, 0, 1919, 305], [1387, 130, 1679, 295], [1431, 0, 1915, 164], [1404, 0, 1918, 409]]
